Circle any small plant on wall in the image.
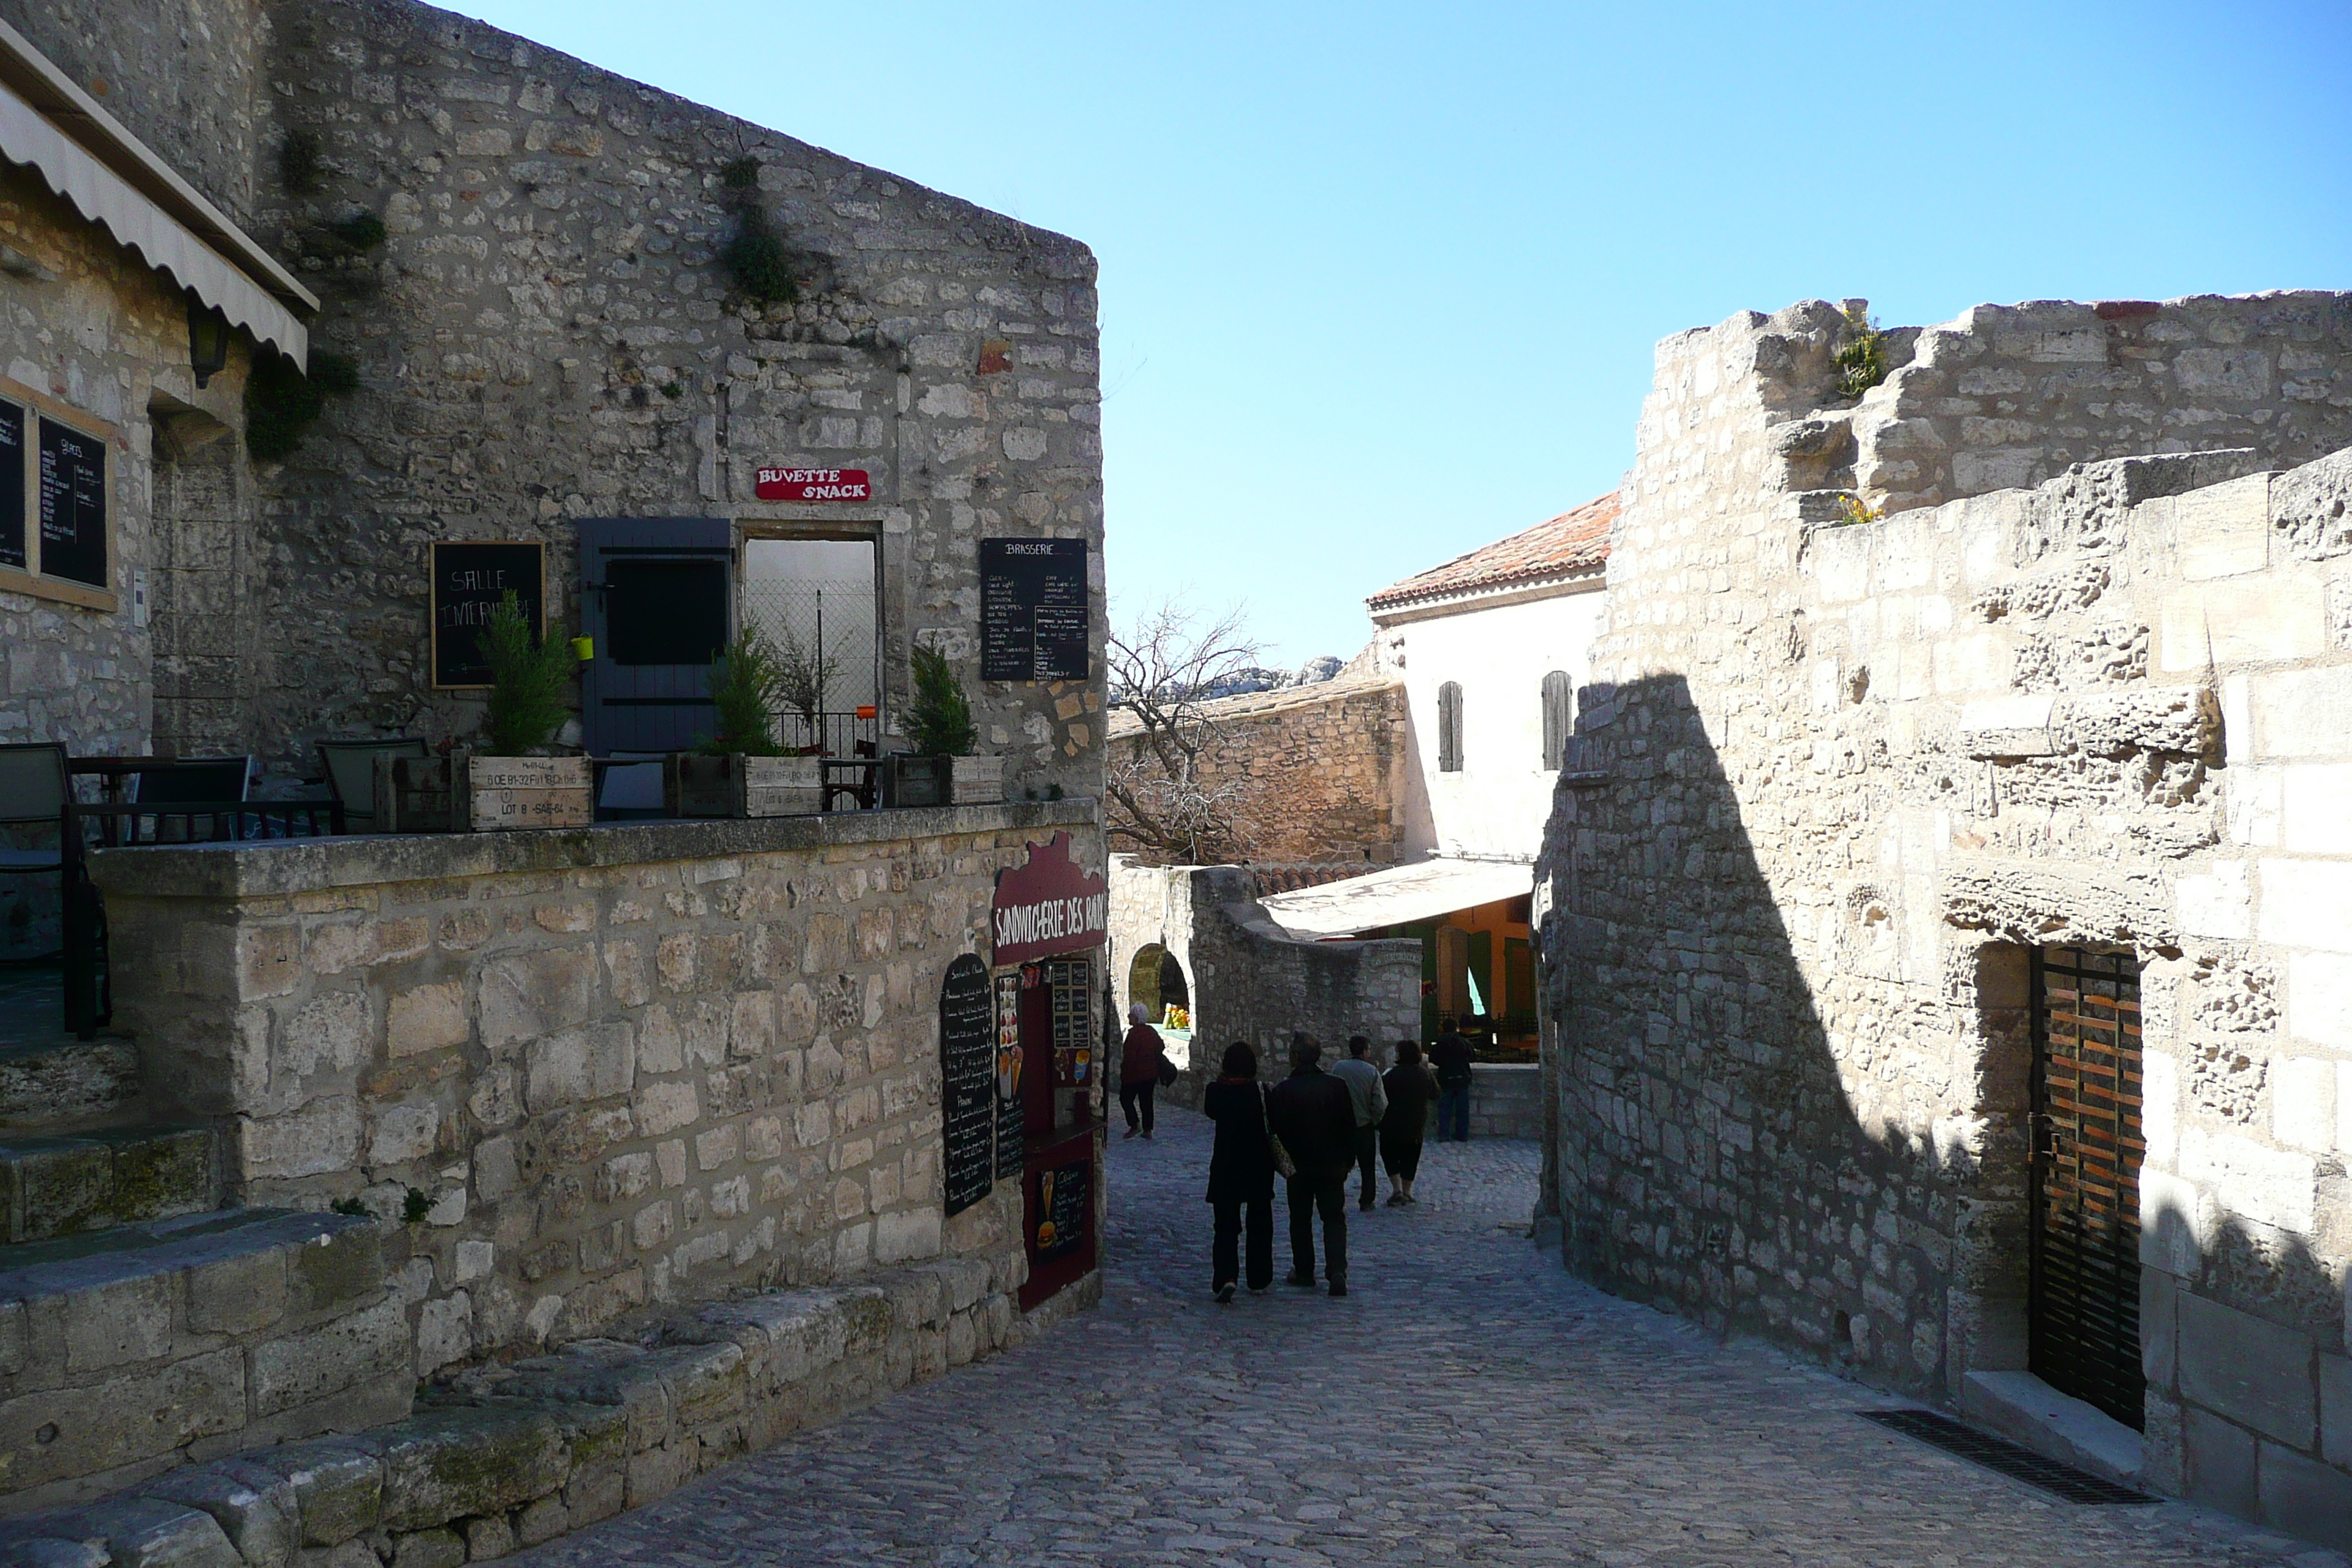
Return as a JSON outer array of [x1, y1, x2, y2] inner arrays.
[[480, 590, 579, 754], [1834, 302, 1890, 400], [246, 347, 359, 460], [717, 156, 799, 306], [698, 630, 789, 755]]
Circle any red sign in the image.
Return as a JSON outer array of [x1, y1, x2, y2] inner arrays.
[[990, 831, 1108, 968], [755, 467, 871, 502]]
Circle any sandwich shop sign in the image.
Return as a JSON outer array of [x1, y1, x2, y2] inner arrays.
[[990, 831, 1107, 968]]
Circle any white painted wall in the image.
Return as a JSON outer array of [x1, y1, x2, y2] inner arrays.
[[1383, 581, 1606, 862]]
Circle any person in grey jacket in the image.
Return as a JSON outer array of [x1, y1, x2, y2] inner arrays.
[[1328, 1035, 1390, 1213]]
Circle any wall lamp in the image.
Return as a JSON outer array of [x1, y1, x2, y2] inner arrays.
[[187, 296, 230, 388]]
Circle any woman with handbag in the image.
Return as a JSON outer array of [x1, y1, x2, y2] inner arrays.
[[1202, 1040, 1278, 1302], [1119, 1003, 1167, 1139]]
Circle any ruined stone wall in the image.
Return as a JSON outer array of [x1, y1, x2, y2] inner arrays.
[[94, 802, 1096, 1376], [1833, 293, 2352, 515], [1109, 856, 1418, 1104], [1107, 678, 1406, 866], [1540, 293, 2352, 1537], [225, 0, 1104, 797]]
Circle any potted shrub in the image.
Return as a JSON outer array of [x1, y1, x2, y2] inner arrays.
[[469, 590, 592, 830], [886, 644, 998, 807], [664, 628, 823, 817]]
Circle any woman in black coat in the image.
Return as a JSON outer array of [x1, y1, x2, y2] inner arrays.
[[1202, 1040, 1275, 1303], [1379, 1038, 1439, 1206]]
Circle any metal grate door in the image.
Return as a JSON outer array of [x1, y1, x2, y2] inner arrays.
[[2029, 945, 2145, 1431]]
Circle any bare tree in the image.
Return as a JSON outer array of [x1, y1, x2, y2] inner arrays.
[[1105, 598, 1271, 864]]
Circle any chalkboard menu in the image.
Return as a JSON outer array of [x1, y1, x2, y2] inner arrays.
[[0, 402, 23, 572], [979, 538, 1089, 682], [431, 541, 546, 687], [1034, 1158, 1089, 1263], [940, 956, 995, 1218], [994, 972, 1024, 1182], [37, 418, 106, 589], [1048, 956, 1093, 1087]]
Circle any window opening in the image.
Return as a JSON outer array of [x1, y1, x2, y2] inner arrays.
[[742, 536, 880, 755]]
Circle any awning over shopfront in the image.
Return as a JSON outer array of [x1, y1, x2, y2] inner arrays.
[[1257, 856, 1534, 941], [0, 20, 314, 359]]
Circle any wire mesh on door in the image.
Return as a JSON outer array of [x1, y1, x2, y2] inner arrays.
[[739, 575, 880, 755]]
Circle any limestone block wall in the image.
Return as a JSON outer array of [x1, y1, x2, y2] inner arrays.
[[1540, 292, 2352, 1539], [215, 0, 1106, 799], [1109, 856, 1418, 1103], [92, 802, 1098, 1378]]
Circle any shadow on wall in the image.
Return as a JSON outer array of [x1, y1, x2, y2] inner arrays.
[[1537, 671, 2350, 1545]]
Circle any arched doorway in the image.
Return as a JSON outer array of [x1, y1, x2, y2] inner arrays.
[[1127, 943, 1191, 1030]]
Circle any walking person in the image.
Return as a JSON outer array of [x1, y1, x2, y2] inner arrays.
[[1202, 1041, 1275, 1303], [1379, 1039, 1440, 1205], [1430, 1025, 1475, 1142], [1265, 1033, 1358, 1296], [1328, 1035, 1389, 1213], [1120, 1003, 1165, 1139]]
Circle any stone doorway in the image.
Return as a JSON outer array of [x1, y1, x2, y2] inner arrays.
[[2027, 944, 2146, 1431]]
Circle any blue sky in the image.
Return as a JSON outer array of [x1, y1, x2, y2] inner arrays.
[[458, 1, 2352, 668]]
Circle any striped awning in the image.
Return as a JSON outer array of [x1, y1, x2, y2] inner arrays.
[[0, 22, 312, 359]]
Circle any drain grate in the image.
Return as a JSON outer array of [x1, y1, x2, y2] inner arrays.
[[1858, 1409, 2156, 1504]]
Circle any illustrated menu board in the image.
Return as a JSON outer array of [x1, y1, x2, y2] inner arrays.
[[1047, 956, 1093, 1087], [431, 541, 546, 687], [979, 538, 1089, 682], [1034, 1158, 1090, 1263], [0, 402, 23, 571], [939, 957, 995, 1218], [993, 972, 1025, 1183], [36, 418, 106, 589]]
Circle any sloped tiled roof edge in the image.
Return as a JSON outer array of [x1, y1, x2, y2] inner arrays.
[[1366, 491, 1618, 611]]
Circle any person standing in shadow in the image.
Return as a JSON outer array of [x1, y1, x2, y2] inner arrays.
[[1329, 1034, 1390, 1213], [1380, 1038, 1439, 1205], [1429, 1025, 1475, 1142], [1266, 1033, 1357, 1297], [1202, 1041, 1275, 1303]]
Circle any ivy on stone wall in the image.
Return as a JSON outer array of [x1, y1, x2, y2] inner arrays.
[[718, 156, 802, 306], [245, 347, 358, 461]]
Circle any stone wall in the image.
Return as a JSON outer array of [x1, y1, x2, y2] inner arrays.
[[1107, 677, 1406, 866], [221, 0, 1104, 798], [92, 802, 1098, 1377], [1539, 292, 2352, 1542], [1109, 856, 1418, 1101], [1467, 1063, 1541, 1140]]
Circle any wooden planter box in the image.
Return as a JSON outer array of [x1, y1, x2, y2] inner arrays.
[[881, 754, 950, 809], [375, 751, 464, 834], [663, 753, 823, 818], [951, 755, 1003, 804], [468, 755, 594, 831]]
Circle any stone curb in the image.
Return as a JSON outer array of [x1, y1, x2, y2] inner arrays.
[[0, 1259, 1097, 1567]]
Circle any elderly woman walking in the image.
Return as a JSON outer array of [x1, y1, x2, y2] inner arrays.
[[1120, 1003, 1166, 1139]]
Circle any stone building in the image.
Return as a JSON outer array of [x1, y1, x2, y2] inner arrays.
[[1538, 292, 2352, 1545], [0, 0, 1112, 1551]]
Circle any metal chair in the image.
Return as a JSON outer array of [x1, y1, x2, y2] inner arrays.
[[317, 739, 427, 834], [0, 742, 105, 1035], [127, 755, 254, 843]]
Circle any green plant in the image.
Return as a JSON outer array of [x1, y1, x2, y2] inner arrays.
[[698, 628, 789, 755], [770, 622, 840, 745], [327, 210, 388, 252], [279, 129, 323, 192], [660, 381, 683, 399], [402, 1187, 433, 1224], [907, 643, 976, 757], [1833, 493, 1885, 527], [720, 156, 761, 192], [1833, 303, 1889, 400], [246, 346, 359, 460], [480, 589, 578, 753], [723, 206, 799, 304], [329, 1196, 369, 1217]]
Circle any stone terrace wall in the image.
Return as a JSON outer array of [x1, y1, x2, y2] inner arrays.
[[92, 802, 1097, 1379], [1839, 293, 2352, 514], [1109, 857, 1417, 1103], [146, 0, 1106, 799], [1541, 293, 2352, 1537], [1107, 678, 1406, 866]]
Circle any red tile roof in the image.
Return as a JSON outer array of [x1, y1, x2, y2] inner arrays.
[[1366, 491, 1617, 611]]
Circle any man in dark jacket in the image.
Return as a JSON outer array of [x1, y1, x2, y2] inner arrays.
[[1429, 1028, 1475, 1142], [1265, 1033, 1358, 1295]]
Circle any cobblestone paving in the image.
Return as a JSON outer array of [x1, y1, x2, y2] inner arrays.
[[516, 1109, 2342, 1567]]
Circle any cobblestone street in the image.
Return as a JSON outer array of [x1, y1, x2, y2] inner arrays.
[[515, 1111, 2340, 1568]]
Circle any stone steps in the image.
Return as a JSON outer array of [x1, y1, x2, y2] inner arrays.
[[0, 1036, 141, 1135], [0, 1126, 218, 1245], [0, 1207, 412, 1514]]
